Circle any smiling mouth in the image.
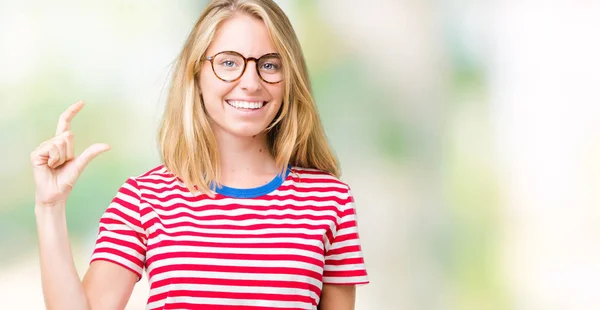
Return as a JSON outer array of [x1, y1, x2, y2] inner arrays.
[[226, 100, 268, 110]]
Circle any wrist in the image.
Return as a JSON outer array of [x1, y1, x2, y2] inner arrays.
[[35, 203, 67, 217]]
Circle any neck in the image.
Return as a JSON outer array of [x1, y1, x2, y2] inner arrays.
[[213, 129, 279, 187]]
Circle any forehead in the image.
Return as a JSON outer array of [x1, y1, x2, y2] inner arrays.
[[206, 13, 277, 57]]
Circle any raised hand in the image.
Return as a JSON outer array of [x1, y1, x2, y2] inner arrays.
[[30, 101, 111, 208]]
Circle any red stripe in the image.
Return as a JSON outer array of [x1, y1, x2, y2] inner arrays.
[[291, 168, 332, 176], [159, 303, 307, 310], [148, 229, 324, 240], [324, 257, 365, 266], [147, 239, 323, 253], [92, 247, 144, 269], [109, 197, 139, 214], [95, 235, 145, 255], [148, 289, 314, 304], [146, 251, 324, 269], [338, 220, 357, 230], [288, 175, 347, 187], [139, 165, 166, 177], [101, 207, 140, 229], [142, 192, 349, 205], [323, 269, 368, 278], [145, 218, 332, 231], [137, 177, 179, 186], [332, 232, 359, 243], [138, 182, 348, 195], [326, 245, 362, 257], [144, 211, 337, 223], [90, 257, 142, 279], [277, 184, 347, 193], [151, 276, 322, 295], [149, 264, 322, 282], [141, 201, 341, 215]]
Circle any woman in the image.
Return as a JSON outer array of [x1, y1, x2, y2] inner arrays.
[[30, 0, 368, 309]]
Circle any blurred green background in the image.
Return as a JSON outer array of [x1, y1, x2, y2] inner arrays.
[[2, 1, 600, 309]]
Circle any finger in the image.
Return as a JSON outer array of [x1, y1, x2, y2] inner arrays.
[[30, 141, 54, 167], [48, 139, 67, 169], [74, 143, 111, 172], [55, 100, 84, 136], [47, 144, 60, 168], [62, 131, 75, 161]]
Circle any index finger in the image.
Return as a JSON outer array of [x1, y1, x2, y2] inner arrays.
[[56, 100, 84, 136]]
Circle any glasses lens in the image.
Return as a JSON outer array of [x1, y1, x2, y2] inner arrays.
[[213, 52, 245, 81], [258, 55, 283, 83]]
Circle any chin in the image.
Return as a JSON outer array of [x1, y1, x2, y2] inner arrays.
[[225, 124, 271, 138]]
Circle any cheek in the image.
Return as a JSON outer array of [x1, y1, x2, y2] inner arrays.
[[268, 83, 285, 106], [199, 70, 230, 103]]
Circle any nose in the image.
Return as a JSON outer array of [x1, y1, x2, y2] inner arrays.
[[239, 60, 262, 92]]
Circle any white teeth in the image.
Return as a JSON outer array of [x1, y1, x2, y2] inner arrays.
[[227, 100, 264, 109]]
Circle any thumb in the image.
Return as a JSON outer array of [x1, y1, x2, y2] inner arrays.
[[74, 143, 111, 172]]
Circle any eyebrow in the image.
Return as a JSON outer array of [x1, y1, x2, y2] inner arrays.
[[206, 50, 281, 58]]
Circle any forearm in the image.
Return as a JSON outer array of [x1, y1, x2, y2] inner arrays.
[[319, 284, 356, 310], [35, 205, 90, 310]]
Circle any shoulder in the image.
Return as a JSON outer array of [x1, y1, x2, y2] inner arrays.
[[290, 166, 352, 195], [130, 165, 177, 183], [120, 165, 181, 192]]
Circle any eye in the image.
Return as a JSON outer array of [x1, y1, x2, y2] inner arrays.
[[260, 62, 280, 71], [220, 59, 238, 68]]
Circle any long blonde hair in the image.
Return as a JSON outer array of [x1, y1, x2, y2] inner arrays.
[[158, 0, 339, 195]]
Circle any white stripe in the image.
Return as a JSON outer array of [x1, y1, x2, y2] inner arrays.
[[148, 283, 319, 301], [97, 229, 146, 247], [137, 178, 348, 191], [95, 241, 145, 261], [139, 186, 349, 200], [338, 211, 357, 222], [149, 270, 322, 290], [333, 228, 358, 241], [142, 224, 327, 236], [149, 205, 339, 218], [147, 296, 313, 310], [91, 252, 142, 274], [145, 216, 335, 228], [138, 173, 177, 182], [286, 181, 348, 190], [324, 252, 363, 261], [154, 234, 325, 246], [322, 275, 368, 284], [141, 197, 347, 210], [269, 188, 350, 199], [329, 239, 361, 251], [100, 213, 145, 235], [292, 172, 341, 181], [147, 257, 324, 274], [120, 180, 139, 193], [111, 193, 139, 212], [145, 245, 323, 261], [323, 263, 366, 272]]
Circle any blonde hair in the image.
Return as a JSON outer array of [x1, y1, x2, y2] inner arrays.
[[158, 0, 339, 195]]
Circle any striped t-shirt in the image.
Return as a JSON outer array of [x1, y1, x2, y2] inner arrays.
[[91, 165, 369, 309]]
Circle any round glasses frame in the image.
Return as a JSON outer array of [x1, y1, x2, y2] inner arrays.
[[202, 51, 283, 84]]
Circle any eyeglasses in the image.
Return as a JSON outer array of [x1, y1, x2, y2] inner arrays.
[[202, 51, 283, 84]]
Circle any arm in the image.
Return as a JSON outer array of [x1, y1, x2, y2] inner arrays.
[[35, 205, 90, 310], [32, 101, 136, 309], [319, 187, 369, 310], [318, 284, 356, 310], [36, 206, 137, 310]]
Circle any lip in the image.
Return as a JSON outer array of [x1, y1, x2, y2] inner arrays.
[[225, 98, 269, 103], [225, 99, 269, 113]]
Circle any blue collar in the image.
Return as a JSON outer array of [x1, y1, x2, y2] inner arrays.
[[213, 165, 291, 199]]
